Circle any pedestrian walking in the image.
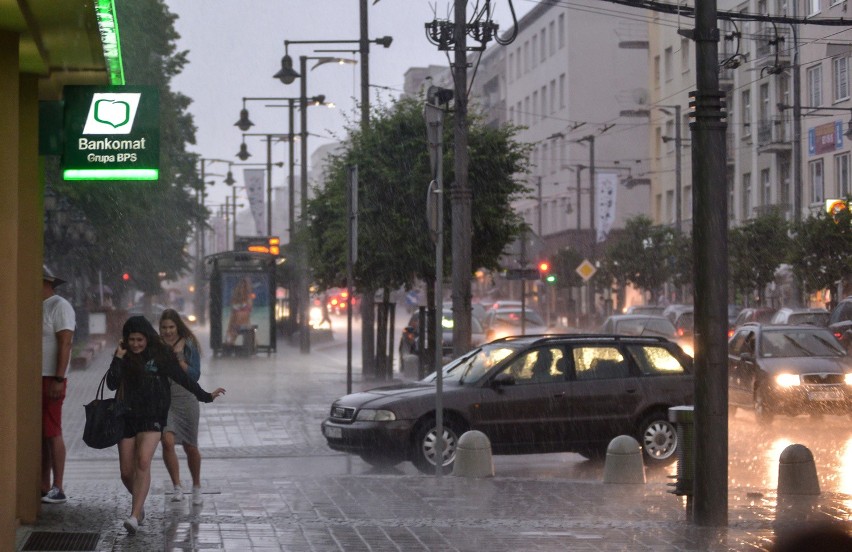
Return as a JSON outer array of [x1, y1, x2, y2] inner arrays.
[[159, 309, 206, 505], [41, 266, 75, 504], [107, 315, 225, 534]]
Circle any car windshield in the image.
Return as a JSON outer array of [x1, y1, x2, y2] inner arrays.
[[760, 329, 846, 358], [493, 310, 545, 327], [420, 342, 519, 385], [615, 317, 676, 338]]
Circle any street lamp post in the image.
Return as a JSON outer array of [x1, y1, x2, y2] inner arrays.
[[195, 157, 231, 324], [277, 35, 391, 362], [235, 96, 325, 244]]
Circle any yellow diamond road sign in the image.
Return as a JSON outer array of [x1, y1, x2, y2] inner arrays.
[[576, 259, 596, 282]]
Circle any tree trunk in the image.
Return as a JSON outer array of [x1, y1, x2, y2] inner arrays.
[[361, 290, 375, 379]]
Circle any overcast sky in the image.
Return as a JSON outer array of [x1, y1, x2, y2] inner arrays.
[[166, 0, 534, 206]]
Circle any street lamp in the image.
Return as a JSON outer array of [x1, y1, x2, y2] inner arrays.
[[275, 48, 356, 355], [234, 132, 292, 237], [235, 96, 327, 244]]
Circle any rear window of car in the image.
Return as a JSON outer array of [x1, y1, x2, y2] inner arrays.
[[572, 347, 629, 380], [494, 310, 545, 327], [787, 313, 829, 326], [627, 345, 687, 375]]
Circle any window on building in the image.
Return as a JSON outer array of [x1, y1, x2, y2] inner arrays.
[[516, 48, 522, 79], [665, 190, 674, 225], [759, 83, 770, 121], [558, 14, 565, 48], [742, 90, 752, 137], [664, 47, 673, 81], [833, 56, 849, 102], [532, 35, 538, 68], [654, 56, 661, 88], [742, 172, 752, 219], [779, 158, 791, 210], [807, 64, 823, 106], [728, 173, 735, 222], [532, 91, 538, 124], [810, 159, 824, 204], [549, 21, 556, 54], [524, 97, 530, 126], [760, 169, 771, 206], [508, 53, 514, 83], [809, 0, 820, 15], [665, 119, 675, 153], [523, 41, 530, 73], [541, 86, 547, 120], [837, 152, 851, 196], [681, 38, 690, 73], [559, 74, 565, 109], [654, 126, 662, 160], [550, 80, 556, 114], [540, 28, 547, 62], [655, 193, 662, 223], [509, 106, 514, 124]]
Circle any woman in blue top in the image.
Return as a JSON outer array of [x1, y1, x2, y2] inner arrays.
[[108, 315, 224, 534], [159, 309, 206, 505]]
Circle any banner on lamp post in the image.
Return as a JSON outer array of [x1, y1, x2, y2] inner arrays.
[[244, 169, 266, 236], [595, 172, 618, 243]]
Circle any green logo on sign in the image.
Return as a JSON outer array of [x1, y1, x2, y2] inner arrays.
[[94, 99, 130, 128]]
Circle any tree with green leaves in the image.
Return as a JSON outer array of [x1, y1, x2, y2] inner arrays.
[[788, 206, 852, 297], [307, 96, 530, 302], [599, 216, 680, 308], [44, 0, 201, 304], [728, 208, 791, 303]]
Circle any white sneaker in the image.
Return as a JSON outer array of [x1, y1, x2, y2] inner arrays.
[[123, 516, 138, 534], [171, 486, 184, 502], [138, 508, 145, 526], [192, 487, 203, 505]]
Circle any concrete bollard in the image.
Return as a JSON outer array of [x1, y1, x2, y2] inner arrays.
[[452, 430, 494, 478], [778, 444, 820, 496], [603, 435, 646, 484]]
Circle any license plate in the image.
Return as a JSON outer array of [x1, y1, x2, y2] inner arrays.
[[808, 389, 843, 401], [324, 426, 342, 439]]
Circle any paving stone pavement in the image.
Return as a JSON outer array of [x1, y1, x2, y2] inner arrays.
[[16, 323, 852, 551]]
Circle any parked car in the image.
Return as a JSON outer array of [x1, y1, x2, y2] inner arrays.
[[399, 309, 485, 363], [482, 307, 549, 341], [770, 307, 830, 327], [322, 334, 695, 473], [829, 296, 852, 351], [728, 305, 744, 327], [728, 323, 852, 424], [731, 307, 777, 328], [600, 314, 693, 357], [662, 304, 694, 338], [624, 305, 666, 316]]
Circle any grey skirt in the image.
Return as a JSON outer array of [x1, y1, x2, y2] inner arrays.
[[164, 380, 200, 447]]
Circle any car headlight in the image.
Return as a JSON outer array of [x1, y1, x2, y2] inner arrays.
[[845, 373, 852, 386], [775, 373, 801, 387], [186, 314, 197, 323], [355, 409, 396, 422]]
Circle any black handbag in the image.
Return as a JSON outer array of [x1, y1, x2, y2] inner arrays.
[[82, 371, 125, 449]]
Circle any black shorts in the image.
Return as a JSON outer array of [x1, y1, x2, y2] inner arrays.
[[122, 416, 165, 439]]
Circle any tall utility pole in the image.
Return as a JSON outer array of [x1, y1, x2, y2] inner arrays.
[[358, 0, 373, 379], [674, 105, 683, 234], [452, 0, 472, 357], [689, 0, 729, 526]]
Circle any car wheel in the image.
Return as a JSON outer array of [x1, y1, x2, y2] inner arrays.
[[359, 452, 402, 468], [753, 384, 774, 425], [411, 417, 465, 475], [637, 412, 678, 467]]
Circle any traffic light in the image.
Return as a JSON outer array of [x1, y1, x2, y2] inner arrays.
[[122, 272, 131, 281], [538, 260, 557, 285]]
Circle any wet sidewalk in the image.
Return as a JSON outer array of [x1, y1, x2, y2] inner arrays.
[[16, 328, 852, 551]]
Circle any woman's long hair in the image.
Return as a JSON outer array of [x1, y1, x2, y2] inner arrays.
[[121, 315, 175, 380], [159, 308, 202, 356]]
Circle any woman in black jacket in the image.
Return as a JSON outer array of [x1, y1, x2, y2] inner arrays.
[[107, 316, 225, 534]]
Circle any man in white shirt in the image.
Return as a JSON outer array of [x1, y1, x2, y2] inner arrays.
[[41, 266, 75, 504]]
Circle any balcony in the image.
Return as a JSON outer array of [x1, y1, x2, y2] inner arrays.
[[757, 117, 792, 153], [755, 26, 791, 63]]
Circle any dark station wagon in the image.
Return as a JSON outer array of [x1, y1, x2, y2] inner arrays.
[[322, 334, 694, 474]]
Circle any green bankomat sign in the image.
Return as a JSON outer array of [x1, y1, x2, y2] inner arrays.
[[62, 85, 159, 181]]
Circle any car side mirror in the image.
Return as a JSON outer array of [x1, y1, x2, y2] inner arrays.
[[491, 373, 515, 387]]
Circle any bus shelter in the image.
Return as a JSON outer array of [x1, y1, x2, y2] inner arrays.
[[206, 251, 276, 356]]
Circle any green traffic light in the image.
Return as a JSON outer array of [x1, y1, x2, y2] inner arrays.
[[546, 274, 556, 284]]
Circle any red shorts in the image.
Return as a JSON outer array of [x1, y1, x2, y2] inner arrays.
[[42, 377, 66, 438]]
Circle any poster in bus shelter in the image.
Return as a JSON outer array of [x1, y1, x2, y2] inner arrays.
[[220, 272, 271, 348]]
